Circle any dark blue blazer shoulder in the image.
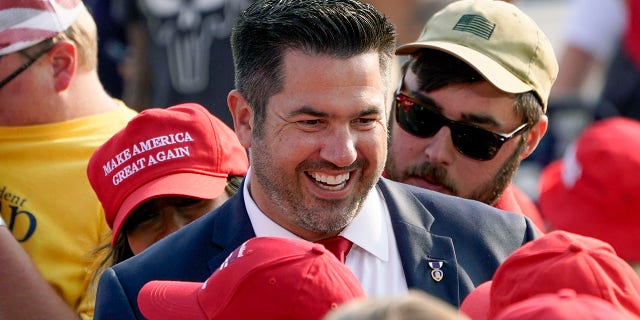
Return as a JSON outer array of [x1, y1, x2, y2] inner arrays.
[[93, 178, 538, 319]]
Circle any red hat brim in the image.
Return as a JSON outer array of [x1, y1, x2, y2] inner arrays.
[[138, 280, 207, 320], [111, 172, 228, 245]]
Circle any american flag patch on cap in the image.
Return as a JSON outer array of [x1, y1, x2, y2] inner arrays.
[[0, 0, 84, 55], [453, 14, 496, 40]]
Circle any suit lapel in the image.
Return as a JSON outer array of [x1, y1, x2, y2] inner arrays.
[[377, 179, 462, 306], [207, 179, 464, 305], [207, 188, 256, 272]]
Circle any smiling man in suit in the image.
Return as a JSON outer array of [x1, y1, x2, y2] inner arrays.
[[93, 1, 539, 318]]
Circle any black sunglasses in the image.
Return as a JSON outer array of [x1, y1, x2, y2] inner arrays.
[[0, 45, 53, 90], [394, 80, 528, 161]]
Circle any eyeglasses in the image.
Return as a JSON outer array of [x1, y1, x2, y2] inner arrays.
[[0, 46, 53, 90], [394, 81, 528, 161]]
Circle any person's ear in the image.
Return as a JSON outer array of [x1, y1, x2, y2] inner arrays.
[[521, 114, 548, 159], [47, 41, 77, 91], [228, 89, 253, 149]]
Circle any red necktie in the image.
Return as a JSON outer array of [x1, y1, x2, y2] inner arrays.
[[316, 236, 353, 263]]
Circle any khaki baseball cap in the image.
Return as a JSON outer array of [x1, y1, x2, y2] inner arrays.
[[396, 0, 558, 112]]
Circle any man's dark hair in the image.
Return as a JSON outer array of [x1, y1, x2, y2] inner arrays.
[[231, 0, 396, 136], [407, 49, 543, 127]]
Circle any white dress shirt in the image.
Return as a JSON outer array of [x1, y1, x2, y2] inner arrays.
[[243, 168, 408, 297]]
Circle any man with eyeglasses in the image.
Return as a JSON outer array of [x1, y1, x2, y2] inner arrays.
[[0, 1, 137, 319], [385, 0, 558, 232]]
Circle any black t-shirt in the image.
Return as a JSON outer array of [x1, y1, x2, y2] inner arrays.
[[113, 0, 255, 128]]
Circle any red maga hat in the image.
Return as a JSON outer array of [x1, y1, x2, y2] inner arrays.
[[494, 289, 629, 320], [137, 237, 366, 320], [460, 280, 492, 320], [87, 103, 248, 244], [488, 230, 640, 319], [539, 117, 640, 261]]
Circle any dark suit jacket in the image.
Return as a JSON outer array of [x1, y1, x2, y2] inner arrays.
[[94, 178, 539, 319]]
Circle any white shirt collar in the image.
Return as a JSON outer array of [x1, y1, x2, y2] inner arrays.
[[243, 167, 389, 261]]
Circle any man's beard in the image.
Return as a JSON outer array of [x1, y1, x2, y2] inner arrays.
[[251, 139, 378, 233], [385, 141, 525, 205]]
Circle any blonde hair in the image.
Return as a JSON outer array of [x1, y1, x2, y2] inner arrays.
[[39, 5, 98, 70], [324, 290, 469, 320]]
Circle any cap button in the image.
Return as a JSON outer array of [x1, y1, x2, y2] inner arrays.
[[568, 243, 583, 252], [311, 244, 325, 255]]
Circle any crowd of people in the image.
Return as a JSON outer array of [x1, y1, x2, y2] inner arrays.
[[1, 0, 639, 319]]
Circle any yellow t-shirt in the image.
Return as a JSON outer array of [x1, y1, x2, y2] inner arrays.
[[0, 101, 137, 319]]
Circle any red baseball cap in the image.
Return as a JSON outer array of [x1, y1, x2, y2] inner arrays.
[[137, 237, 366, 320], [488, 230, 640, 318], [539, 117, 640, 261], [87, 103, 248, 244], [0, 0, 85, 55], [460, 281, 492, 320], [494, 289, 629, 320]]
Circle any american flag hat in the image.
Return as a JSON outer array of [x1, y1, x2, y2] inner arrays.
[[0, 0, 84, 55]]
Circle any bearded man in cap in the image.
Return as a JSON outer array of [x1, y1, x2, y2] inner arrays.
[[385, 0, 558, 232], [0, 1, 137, 319]]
